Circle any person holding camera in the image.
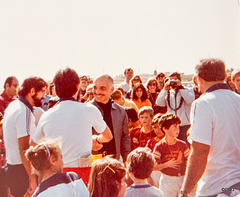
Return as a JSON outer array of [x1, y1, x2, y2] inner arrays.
[[155, 72, 195, 147]]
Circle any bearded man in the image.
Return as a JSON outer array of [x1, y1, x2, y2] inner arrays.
[[3, 76, 47, 197]]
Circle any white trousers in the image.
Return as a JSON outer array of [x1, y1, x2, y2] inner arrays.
[[159, 173, 184, 197]]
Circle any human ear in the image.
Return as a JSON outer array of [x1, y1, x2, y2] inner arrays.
[[30, 88, 36, 96], [110, 86, 114, 94], [49, 155, 56, 165]]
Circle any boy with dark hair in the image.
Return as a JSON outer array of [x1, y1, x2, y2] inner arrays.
[[153, 113, 190, 197], [125, 107, 140, 131], [125, 147, 163, 197], [146, 113, 164, 151]]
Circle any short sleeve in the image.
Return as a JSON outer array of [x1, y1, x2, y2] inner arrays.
[[153, 142, 162, 164], [15, 108, 33, 138], [90, 106, 107, 134], [188, 100, 213, 146]]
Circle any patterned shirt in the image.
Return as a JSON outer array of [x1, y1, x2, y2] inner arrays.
[[130, 127, 156, 150], [153, 138, 189, 176]]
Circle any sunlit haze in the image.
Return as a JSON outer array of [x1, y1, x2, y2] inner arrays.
[[1, 0, 239, 87]]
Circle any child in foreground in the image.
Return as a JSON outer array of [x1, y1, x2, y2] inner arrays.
[[153, 113, 190, 197], [25, 139, 89, 197], [125, 147, 163, 197], [88, 156, 126, 197]]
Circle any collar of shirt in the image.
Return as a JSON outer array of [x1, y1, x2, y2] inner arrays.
[[59, 97, 76, 102], [18, 96, 34, 113], [205, 83, 230, 93]]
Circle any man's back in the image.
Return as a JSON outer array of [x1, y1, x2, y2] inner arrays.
[[33, 100, 106, 167], [189, 88, 240, 195]]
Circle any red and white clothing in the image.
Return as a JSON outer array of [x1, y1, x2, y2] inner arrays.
[[153, 138, 189, 197], [146, 136, 163, 152], [129, 127, 156, 150], [32, 100, 107, 185], [153, 138, 189, 177]]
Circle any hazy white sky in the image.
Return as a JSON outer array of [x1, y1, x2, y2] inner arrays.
[[0, 0, 239, 86]]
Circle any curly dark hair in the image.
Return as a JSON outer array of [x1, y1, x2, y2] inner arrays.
[[131, 83, 149, 102], [18, 76, 47, 97], [158, 113, 181, 134], [53, 68, 80, 98]]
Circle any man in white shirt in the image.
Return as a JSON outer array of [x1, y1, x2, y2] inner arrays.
[[32, 68, 112, 186], [180, 58, 240, 197], [118, 68, 134, 94], [3, 76, 47, 197]]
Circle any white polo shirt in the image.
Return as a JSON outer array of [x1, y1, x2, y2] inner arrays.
[[3, 98, 35, 165], [32, 172, 89, 197], [32, 100, 107, 167], [189, 84, 240, 196]]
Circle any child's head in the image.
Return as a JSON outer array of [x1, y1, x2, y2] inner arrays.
[[88, 156, 126, 197], [25, 139, 63, 173], [231, 68, 240, 91], [151, 113, 164, 137], [138, 106, 154, 127], [158, 113, 181, 137], [126, 147, 154, 180], [111, 89, 124, 105], [125, 107, 139, 128]]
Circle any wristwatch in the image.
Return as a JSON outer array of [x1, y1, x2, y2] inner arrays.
[[179, 190, 189, 197]]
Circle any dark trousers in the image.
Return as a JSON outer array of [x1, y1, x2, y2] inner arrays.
[[0, 166, 8, 197], [178, 125, 190, 147], [6, 163, 29, 197]]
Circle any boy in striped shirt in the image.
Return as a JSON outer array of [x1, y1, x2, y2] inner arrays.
[[153, 113, 190, 197]]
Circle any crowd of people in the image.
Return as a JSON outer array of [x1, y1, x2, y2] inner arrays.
[[0, 58, 240, 197]]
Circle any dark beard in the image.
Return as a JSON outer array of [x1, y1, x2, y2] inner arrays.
[[32, 94, 42, 107]]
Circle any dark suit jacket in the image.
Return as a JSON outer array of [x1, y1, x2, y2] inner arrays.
[[90, 99, 131, 162]]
